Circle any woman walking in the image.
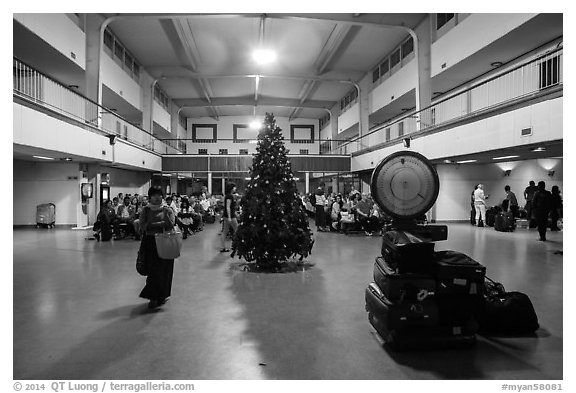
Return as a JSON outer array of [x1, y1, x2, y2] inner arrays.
[[139, 186, 176, 309], [220, 183, 239, 252]]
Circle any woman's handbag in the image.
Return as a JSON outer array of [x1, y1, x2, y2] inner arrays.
[[155, 229, 183, 259], [136, 239, 148, 276]]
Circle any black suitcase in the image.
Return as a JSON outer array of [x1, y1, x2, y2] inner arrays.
[[485, 209, 496, 227], [479, 278, 539, 334], [381, 230, 435, 273], [436, 296, 482, 329], [433, 250, 486, 296], [470, 208, 476, 225], [368, 313, 476, 351], [373, 257, 436, 302], [495, 212, 515, 232], [365, 283, 439, 330]]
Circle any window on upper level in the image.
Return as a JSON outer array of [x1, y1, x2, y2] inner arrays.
[[436, 14, 455, 30], [179, 113, 187, 129], [385, 128, 391, 141], [340, 88, 358, 113], [372, 67, 380, 83], [103, 28, 141, 82], [319, 113, 331, 130], [104, 30, 114, 51], [239, 149, 249, 155], [390, 49, 401, 69], [219, 149, 228, 155], [198, 149, 208, 155], [398, 122, 404, 137], [401, 37, 414, 59], [154, 85, 170, 111]]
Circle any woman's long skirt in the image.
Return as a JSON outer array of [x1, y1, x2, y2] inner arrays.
[[139, 235, 174, 301]]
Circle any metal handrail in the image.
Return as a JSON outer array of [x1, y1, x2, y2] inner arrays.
[[331, 47, 563, 156], [13, 57, 182, 155]]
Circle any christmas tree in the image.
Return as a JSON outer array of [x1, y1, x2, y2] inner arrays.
[[231, 112, 314, 269]]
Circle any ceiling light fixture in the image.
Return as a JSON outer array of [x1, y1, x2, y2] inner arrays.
[[252, 49, 277, 65], [531, 147, 546, 152], [33, 155, 55, 160], [250, 121, 262, 129], [493, 155, 520, 160], [456, 159, 477, 164], [491, 61, 503, 67]]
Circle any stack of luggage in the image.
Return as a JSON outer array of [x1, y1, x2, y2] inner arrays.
[[365, 228, 486, 350]]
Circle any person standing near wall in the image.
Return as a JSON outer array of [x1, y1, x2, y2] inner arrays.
[[473, 184, 488, 227], [470, 184, 479, 225], [504, 185, 519, 217], [550, 185, 562, 231], [532, 181, 553, 241], [315, 187, 328, 232], [219, 183, 239, 252], [524, 180, 538, 228]]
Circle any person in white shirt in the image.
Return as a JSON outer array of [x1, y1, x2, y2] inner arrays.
[[473, 184, 488, 227]]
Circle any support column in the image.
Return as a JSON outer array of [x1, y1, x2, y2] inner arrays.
[[357, 77, 371, 150], [412, 17, 432, 130], [84, 14, 106, 127], [221, 178, 225, 195], [141, 73, 154, 136], [305, 172, 310, 194], [330, 108, 339, 153], [207, 172, 213, 195]]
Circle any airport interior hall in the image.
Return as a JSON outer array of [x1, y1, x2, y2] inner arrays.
[[13, 13, 563, 381]]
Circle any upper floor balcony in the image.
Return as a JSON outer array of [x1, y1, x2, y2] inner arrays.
[[326, 46, 563, 156]]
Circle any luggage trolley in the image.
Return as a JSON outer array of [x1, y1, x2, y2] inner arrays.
[[366, 151, 480, 350], [36, 203, 56, 229]]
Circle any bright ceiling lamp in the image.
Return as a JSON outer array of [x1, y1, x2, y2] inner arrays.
[[250, 120, 262, 129], [252, 49, 277, 65], [33, 155, 55, 160]]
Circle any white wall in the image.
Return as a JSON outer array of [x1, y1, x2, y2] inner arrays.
[[337, 103, 359, 134], [431, 13, 537, 77], [185, 115, 321, 155], [101, 54, 141, 111], [14, 102, 163, 172], [370, 59, 417, 112], [14, 13, 86, 69], [13, 160, 80, 226], [105, 167, 152, 198], [435, 159, 563, 221], [352, 96, 563, 172], [153, 102, 172, 133]]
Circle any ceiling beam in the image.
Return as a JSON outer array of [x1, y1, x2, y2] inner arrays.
[[161, 18, 220, 120], [289, 23, 355, 121], [175, 96, 336, 109]]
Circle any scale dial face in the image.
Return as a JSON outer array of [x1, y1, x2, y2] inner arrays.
[[371, 151, 439, 219]]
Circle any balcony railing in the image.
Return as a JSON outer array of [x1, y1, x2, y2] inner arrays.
[[331, 47, 563, 155], [13, 57, 181, 155]]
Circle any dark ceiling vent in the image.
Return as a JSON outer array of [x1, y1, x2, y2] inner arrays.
[[521, 127, 532, 136]]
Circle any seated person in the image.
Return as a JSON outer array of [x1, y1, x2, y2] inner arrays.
[[132, 196, 148, 240], [114, 196, 136, 239], [330, 194, 344, 231], [356, 194, 379, 236], [189, 197, 204, 231], [370, 203, 386, 235], [199, 194, 215, 223], [177, 198, 195, 239]]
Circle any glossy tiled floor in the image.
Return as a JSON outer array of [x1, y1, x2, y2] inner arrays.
[[13, 222, 563, 380]]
